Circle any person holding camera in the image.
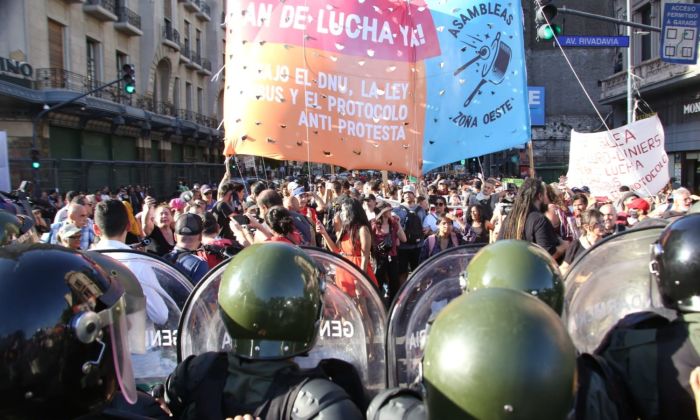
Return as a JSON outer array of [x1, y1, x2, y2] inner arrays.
[[371, 204, 406, 305]]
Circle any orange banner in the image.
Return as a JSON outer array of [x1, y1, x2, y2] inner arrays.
[[223, 1, 430, 175]]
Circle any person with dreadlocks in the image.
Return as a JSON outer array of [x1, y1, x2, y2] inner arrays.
[[498, 178, 568, 262]]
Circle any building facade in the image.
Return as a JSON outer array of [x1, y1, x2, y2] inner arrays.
[[600, 0, 700, 192], [0, 0, 226, 197]]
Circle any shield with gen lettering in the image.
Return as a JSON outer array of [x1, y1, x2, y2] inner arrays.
[[386, 244, 484, 388], [563, 226, 665, 353], [95, 250, 193, 389], [178, 246, 387, 397]]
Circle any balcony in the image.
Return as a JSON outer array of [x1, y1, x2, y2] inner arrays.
[[196, 1, 211, 22], [179, 44, 191, 64], [180, 0, 200, 13], [35, 68, 125, 103], [185, 50, 202, 70], [162, 25, 181, 50], [600, 57, 700, 103], [83, 0, 117, 21], [198, 58, 212, 75], [114, 7, 142, 36]]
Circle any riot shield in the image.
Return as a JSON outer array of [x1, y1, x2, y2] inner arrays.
[[178, 246, 387, 397], [387, 244, 484, 388], [96, 250, 193, 387], [563, 226, 665, 354]]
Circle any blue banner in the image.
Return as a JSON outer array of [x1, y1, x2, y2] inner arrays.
[[529, 86, 545, 126], [421, 1, 531, 172]]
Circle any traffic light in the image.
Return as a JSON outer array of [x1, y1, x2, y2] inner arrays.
[[122, 64, 136, 94], [30, 149, 40, 170], [535, 0, 562, 41]]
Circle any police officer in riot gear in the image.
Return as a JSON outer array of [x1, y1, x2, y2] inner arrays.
[[369, 288, 576, 419], [463, 239, 564, 314], [162, 243, 364, 419], [588, 213, 700, 419], [0, 208, 38, 246], [0, 243, 143, 418]]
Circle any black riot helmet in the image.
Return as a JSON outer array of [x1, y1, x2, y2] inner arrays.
[[650, 213, 700, 312], [0, 209, 38, 246], [0, 244, 138, 418]]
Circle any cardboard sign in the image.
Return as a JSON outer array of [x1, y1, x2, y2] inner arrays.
[[566, 116, 669, 200]]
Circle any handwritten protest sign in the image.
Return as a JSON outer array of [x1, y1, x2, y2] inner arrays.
[[566, 115, 669, 200], [223, 0, 531, 175]]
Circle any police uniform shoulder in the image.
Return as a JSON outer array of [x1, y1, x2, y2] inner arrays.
[[291, 378, 363, 420], [366, 387, 425, 420]]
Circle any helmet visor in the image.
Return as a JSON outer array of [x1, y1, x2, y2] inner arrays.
[[106, 296, 138, 404]]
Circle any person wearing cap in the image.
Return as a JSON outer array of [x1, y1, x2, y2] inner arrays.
[[164, 213, 209, 285], [363, 194, 377, 221], [627, 197, 651, 226], [200, 184, 216, 211], [57, 222, 83, 250], [392, 184, 427, 290]]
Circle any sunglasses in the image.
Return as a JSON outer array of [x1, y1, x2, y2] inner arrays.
[[436, 202, 446, 206]]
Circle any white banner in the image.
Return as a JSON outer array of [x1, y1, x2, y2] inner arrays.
[[0, 132, 9, 192], [566, 115, 669, 200]]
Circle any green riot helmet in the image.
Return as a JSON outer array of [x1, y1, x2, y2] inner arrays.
[[218, 242, 325, 360], [0, 244, 138, 418], [422, 288, 576, 420], [650, 213, 700, 311], [463, 240, 564, 314]]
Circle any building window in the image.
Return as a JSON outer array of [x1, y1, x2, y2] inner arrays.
[[184, 20, 191, 51], [173, 77, 180, 108], [196, 29, 202, 57], [164, 0, 172, 20], [197, 87, 203, 114], [186, 82, 192, 111], [116, 51, 127, 78], [86, 38, 100, 89], [48, 19, 65, 70]]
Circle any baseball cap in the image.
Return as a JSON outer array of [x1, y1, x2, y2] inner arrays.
[[200, 184, 213, 194], [292, 185, 306, 197], [58, 223, 82, 240], [175, 213, 203, 235], [402, 185, 416, 195], [628, 198, 650, 213], [169, 198, 185, 212]]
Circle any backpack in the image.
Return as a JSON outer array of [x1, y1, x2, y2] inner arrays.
[[401, 206, 424, 245], [427, 233, 459, 255]]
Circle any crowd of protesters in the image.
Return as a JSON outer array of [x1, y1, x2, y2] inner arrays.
[[14, 157, 696, 307]]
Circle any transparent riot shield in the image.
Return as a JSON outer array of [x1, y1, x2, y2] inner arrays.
[[563, 226, 665, 354], [387, 244, 484, 388], [96, 250, 193, 388], [178, 246, 387, 397]]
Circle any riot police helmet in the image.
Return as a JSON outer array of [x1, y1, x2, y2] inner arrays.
[[0, 209, 38, 246], [650, 213, 700, 312], [422, 288, 576, 419], [218, 242, 325, 360], [463, 240, 564, 314], [0, 244, 138, 418]]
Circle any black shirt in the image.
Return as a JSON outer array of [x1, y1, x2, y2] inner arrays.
[[563, 238, 586, 265], [523, 210, 560, 255], [145, 227, 174, 257], [212, 201, 235, 240]]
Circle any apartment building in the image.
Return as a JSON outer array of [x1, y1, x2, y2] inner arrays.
[[0, 0, 226, 196], [600, 0, 700, 191]]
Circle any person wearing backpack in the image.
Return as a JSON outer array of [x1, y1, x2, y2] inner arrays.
[[419, 216, 462, 263], [392, 185, 427, 290]]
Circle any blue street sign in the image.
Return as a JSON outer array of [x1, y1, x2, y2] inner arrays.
[[661, 3, 700, 65], [528, 86, 545, 126], [557, 35, 630, 48]]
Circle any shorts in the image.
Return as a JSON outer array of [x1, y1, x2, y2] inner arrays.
[[397, 247, 421, 275]]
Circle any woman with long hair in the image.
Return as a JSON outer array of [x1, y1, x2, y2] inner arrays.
[[464, 204, 490, 244], [559, 208, 605, 274], [499, 178, 567, 260], [317, 196, 378, 293]]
